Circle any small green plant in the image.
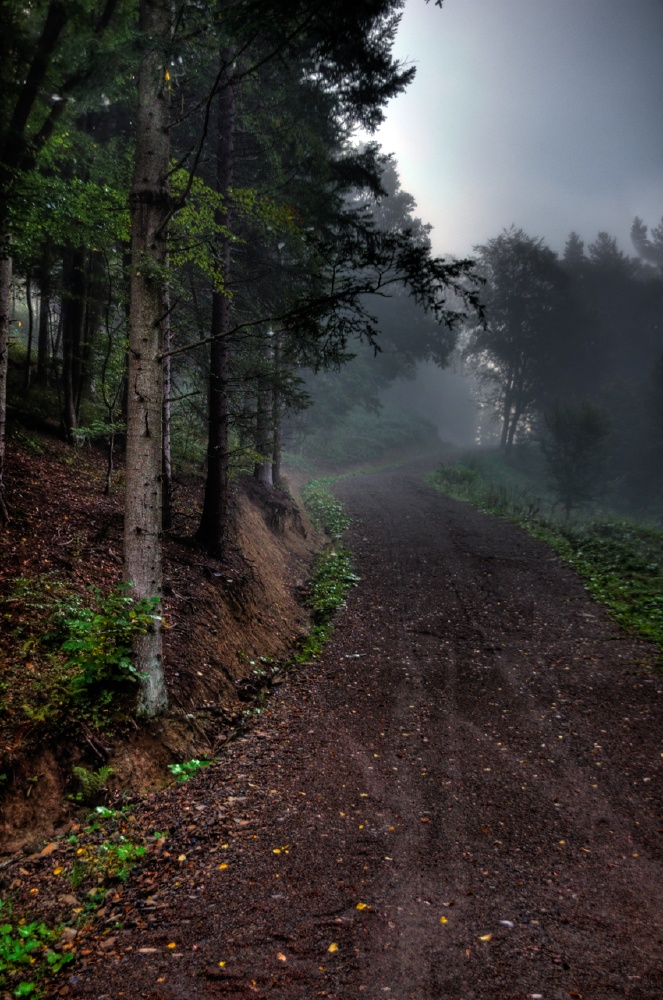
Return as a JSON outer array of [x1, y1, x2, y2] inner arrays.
[[308, 546, 360, 621], [68, 836, 146, 887], [302, 479, 350, 537], [0, 902, 73, 996], [58, 584, 160, 698], [71, 765, 115, 804], [96, 838, 147, 881], [168, 758, 213, 782]]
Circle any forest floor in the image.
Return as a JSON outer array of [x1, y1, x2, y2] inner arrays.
[[8, 459, 663, 999]]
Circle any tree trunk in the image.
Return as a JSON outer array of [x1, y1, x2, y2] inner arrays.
[[24, 276, 34, 390], [254, 333, 273, 486], [271, 330, 282, 486], [0, 249, 11, 523], [196, 47, 235, 556], [162, 290, 172, 530], [124, 0, 172, 717], [61, 247, 86, 440], [36, 250, 51, 384]]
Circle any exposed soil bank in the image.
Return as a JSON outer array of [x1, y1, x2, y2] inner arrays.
[[25, 461, 663, 998], [0, 437, 318, 852]]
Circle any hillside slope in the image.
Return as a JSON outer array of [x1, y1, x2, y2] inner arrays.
[[0, 431, 319, 852]]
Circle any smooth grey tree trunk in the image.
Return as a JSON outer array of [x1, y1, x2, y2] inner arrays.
[[124, 0, 172, 716]]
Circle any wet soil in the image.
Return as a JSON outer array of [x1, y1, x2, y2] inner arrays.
[[46, 462, 663, 998]]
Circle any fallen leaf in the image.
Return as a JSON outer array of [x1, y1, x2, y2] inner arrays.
[[167, 943, 177, 949], [40, 842, 57, 857], [440, 916, 448, 924], [328, 943, 339, 953], [356, 902, 370, 911], [276, 952, 287, 962], [177, 854, 187, 862], [219, 961, 226, 967], [219, 863, 228, 870], [138, 948, 158, 954], [478, 934, 492, 942], [53, 868, 63, 875]]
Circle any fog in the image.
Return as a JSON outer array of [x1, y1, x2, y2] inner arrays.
[[379, 363, 478, 449], [373, 0, 663, 259]]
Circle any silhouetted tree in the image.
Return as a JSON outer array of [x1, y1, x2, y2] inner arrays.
[[542, 399, 609, 516], [465, 227, 567, 451]]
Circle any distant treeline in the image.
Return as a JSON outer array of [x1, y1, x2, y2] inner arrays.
[[462, 224, 663, 519]]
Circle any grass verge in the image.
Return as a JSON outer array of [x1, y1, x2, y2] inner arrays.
[[298, 479, 358, 659], [429, 457, 663, 656]]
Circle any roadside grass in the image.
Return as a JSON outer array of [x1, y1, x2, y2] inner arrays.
[[298, 479, 358, 659], [429, 451, 663, 655]]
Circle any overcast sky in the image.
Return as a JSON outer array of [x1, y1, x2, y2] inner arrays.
[[371, 0, 663, 259]]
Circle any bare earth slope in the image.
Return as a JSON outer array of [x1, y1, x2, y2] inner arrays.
[[59, 463, 663, 1000]]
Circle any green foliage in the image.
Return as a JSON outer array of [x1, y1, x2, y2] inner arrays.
[[301, 480, 350, 537], [430, 454, 663, 654], [1, 578, 161, 732], [72, 421, 126, 446], [308, 546, 360, 622], [543, 520, 663, 651], [302, 406, 440, 468], [94, 838, 147, 882], [291, 478, 357, 659], [168, 759, 213, 782], [69, 836, 147, 887], [542, 399, 610, 515], [58, 584, 160, 698], [71, 765, 115, 804], [429, 455, 543, 520], [0, 902, 73, 997]]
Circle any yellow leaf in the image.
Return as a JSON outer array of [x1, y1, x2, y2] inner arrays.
[[167, 942, 177, 949], [177, 854, 187, 862], [276, 952, 287, 962], [53, 868, 63, 875], [219, 863, 228, 870], [478, 934, 492, 942], [440, 916, 448, 924], [356, 902, 369, 911], [219, 961, 226, 967], [328, 943, 338, 953], [165, 69, 171, 81]]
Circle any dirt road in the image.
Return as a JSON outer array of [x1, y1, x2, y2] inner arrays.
[[65, 463, 663, 999]]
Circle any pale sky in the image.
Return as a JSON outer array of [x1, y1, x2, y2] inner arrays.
[[371, 0, 663, 258]]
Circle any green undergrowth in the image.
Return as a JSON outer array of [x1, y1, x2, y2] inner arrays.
[[298, 479, 358, 659], [301, 479, 350, 537], [0, 579, 161, 737], [0, 903, 73, 997], [430, 457, 663, 656], [0, 807, 157, 997]]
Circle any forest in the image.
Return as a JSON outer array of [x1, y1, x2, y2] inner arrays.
[[2, 3, 663, 996], [2, 0, 662, 720], [0, 0, 478, 716]]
